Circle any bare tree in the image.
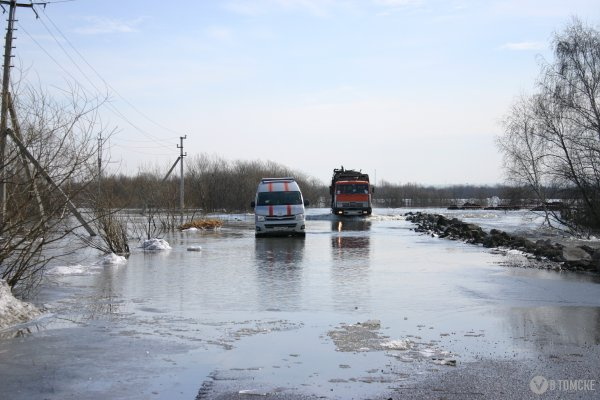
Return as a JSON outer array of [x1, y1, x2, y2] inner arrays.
[[0, 82, 109, 293], [499, 18, 600, 235], [498, 95, 554, 223]]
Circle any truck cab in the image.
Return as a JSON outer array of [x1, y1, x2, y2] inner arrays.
[[251, 178, 308, 237], [330, 167, 373, 216]]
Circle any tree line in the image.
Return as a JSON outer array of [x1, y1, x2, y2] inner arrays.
[[88, 154, 330, 212], [88, 159, 558, 211]]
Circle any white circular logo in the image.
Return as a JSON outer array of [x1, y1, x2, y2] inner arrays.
[[530, 375, 549, 394]]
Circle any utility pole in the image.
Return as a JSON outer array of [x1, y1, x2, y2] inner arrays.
[[97, 133, 102, 204], [0, 1, 94, 235], [0, 0, 39, 227], [0, 0, 17, 227], [177, 135, 187, 225]]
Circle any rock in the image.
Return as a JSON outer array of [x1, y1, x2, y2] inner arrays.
[[579, 245, 596, 257], [434, 358, 457, 366], [404, 212, 600, 274], [563, 260, 592, 271], [562, 246, 592, 262], [592, 252, 600, 272]]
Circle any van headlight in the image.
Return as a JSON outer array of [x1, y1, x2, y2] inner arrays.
[[296, 213, 304, 220], [257, 215, 265, 222]]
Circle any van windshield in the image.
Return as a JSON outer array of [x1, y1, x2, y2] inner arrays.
[[257, 191, 302, 206]]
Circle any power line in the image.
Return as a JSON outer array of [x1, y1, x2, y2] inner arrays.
[[23, 17, 173, 146], [16, 21, 176, 149], [39, 9, 185, 138]]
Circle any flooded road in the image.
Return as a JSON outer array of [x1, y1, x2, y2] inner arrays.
[[1, 209, 599, 399]]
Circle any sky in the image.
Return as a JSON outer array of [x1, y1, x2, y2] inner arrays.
[[8, 0, 600, 185]]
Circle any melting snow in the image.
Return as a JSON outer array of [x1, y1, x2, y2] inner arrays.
[[101, 253, 128, 265], [0, 279, 40, 330], [381, 339, 414, 350], [46, 264, 90, 276], [141, 238, 172, 251]]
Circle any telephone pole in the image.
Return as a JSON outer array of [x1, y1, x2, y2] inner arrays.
[[0, 1, 95, 235], [0, 0, 40, 227], [177, 135, 187, 224], [97, 133, 102, 203], [0, 1, 18, 226]]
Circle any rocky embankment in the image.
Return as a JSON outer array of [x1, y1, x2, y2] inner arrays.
[[405, 212, 600, 273]]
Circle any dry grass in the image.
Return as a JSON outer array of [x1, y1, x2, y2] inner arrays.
[[179, 219, 223, 230]]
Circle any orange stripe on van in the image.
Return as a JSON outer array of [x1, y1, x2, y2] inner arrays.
[[287, 205, 291, 215], [268, 182, 273, 192], [269, 205, 274, 216], [284, 181, 289, 191]]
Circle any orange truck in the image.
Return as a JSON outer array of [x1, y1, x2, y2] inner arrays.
[[330, 166, 374, 216]]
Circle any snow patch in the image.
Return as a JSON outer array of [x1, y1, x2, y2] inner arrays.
[[238, 389, 267, 396], [0, 279, 40, 330], [101, 253, 128, 265], [381, 339, 414, 350], [46, 264, 90, 276], [182, 227, 198, 232], [141, 238, 171, 251], [370, 214, 405, 221]]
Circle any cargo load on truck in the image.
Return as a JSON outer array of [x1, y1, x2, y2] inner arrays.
[[329, 166, 373, 216]]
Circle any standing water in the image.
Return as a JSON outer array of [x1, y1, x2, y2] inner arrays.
[[0, 208, 599, 399]]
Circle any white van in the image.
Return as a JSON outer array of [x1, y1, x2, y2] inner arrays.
[[250, 178, 308, 237]]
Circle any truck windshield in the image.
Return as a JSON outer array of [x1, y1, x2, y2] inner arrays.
[[336, 184, 369, 194], [257, 191, 302, 206]]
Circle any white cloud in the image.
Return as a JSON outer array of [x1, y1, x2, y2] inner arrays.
[[501, 41, 546, 51], [74, 16, 147, 35]]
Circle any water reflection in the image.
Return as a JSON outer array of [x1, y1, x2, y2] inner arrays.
[[330, 218, 372, 311], [254, 238, 306, 311], [331, 219, 371, 253], [507, 306, 600, 349], [77, 266, 123, 322]]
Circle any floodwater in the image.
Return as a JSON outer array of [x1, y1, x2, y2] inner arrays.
[[1, 208, 600, 399]]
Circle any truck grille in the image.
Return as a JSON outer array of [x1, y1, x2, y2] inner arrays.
[[339, 202, 367, 208]]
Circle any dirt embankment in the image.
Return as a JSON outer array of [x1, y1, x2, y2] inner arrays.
[[405, 212, 600, 273]]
